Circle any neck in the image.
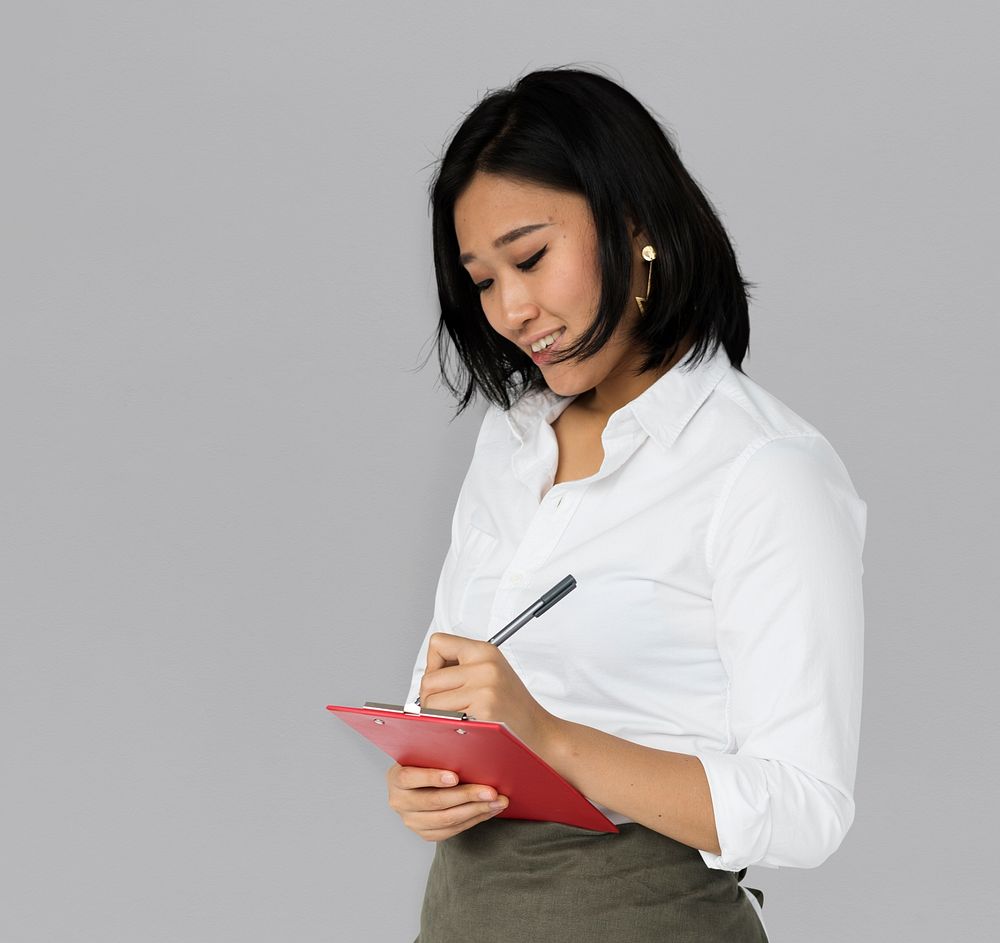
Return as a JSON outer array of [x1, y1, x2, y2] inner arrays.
[[577, 337, 694, 420]]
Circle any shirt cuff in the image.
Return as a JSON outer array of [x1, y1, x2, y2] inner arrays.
[[696, 752, 774, 871]]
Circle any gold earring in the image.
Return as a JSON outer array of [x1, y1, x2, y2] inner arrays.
[[635, 245, 656, 313]]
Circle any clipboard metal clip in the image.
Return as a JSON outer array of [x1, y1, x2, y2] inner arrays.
[[363, 702, 470, 721]]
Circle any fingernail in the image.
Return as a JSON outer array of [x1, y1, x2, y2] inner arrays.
[[478, 789, 494, 801], [441, 773, 458, 785], [489, 799, 507, 811]]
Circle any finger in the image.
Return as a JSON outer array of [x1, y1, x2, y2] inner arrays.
[[418, 685, 476, 715], [420, 672, 507, 719], [418, 664, 475, 706], [404, 796, 509, 837], [417, 808, 504, 842], [392, 783, 499, 813], [420, 656, 510, 705], [425, 632, 490, 673], [390, 765, 461, 789]]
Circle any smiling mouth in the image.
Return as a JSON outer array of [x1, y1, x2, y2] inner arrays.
[[529, 328, 566, 353], [528, 329, 567, 366]]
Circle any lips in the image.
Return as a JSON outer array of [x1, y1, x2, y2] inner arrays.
[[524, 327, 566, 354], [528, 328, 566, 365]]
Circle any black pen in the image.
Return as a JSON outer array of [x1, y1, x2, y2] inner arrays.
[[487, 574, 577, 645], [413, 574, 577, 707]]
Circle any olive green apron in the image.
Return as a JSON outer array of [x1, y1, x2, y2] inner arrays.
[[415, 819, 767, 942]]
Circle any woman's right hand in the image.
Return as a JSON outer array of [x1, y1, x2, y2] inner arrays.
[[386, 763, 509, 841]]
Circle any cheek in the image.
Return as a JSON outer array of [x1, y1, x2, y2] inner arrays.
[[542, 263, 589, 315], [478, 297, 509, 341], [479, 296, 500, 330], [556, 247, 601, 311]]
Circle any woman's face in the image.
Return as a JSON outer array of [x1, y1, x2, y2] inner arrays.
[[454, 172, 649, 400]]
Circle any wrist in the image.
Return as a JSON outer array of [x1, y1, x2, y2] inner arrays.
[[530, 709, 572, 767]]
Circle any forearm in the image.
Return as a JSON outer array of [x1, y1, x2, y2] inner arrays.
[[418, 634, 721, 855], [535, 713, 721, 856]]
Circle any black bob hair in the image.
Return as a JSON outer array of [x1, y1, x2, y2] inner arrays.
[[430, 67, 751, 414]]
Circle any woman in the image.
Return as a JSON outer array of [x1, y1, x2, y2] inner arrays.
[[387, 68, 866, 942]]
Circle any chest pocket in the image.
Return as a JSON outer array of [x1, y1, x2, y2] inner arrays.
[[451, 523, 498, 632]]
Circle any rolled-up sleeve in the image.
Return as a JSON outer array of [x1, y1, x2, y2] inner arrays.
[[698, 434, 866, 870]]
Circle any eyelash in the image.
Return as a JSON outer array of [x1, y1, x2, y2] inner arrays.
[[475, 245, 548, 293]]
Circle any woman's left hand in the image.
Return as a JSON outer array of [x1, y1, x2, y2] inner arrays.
[[419, 632, 557, 754]]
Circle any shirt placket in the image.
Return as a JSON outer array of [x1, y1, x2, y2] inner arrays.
[[488, 484, 586, 629], [496, 418, 645, 666]]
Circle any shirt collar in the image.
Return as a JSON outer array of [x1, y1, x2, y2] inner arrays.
[[504, 342, 732, 450]]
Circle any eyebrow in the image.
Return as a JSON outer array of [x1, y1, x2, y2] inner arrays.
[[458, 223, 552, 265]]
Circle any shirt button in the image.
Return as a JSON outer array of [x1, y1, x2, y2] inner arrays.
[[508, 571, 526, 587]]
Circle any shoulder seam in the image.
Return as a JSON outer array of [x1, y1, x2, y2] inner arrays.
[[713, 374, 820, 442]]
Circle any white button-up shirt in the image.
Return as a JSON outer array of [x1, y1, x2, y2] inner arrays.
[[407, 343, 866, 871]]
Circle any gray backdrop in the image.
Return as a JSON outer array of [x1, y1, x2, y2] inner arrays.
[[3, 1, 997, 940]]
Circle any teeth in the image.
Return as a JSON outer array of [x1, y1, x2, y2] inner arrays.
[[531, 330, 564, 353]]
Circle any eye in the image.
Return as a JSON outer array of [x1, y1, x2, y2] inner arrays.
[[470, 244, 547, 293], [517, 245, 547, 271]]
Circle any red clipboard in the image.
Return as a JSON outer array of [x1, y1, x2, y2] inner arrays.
[[327, 703, 618, 833]]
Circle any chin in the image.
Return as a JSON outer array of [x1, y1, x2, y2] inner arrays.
[[542, 373, 589, 398]]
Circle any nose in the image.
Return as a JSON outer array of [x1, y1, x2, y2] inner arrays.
[[487, 280, 539, 336]]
